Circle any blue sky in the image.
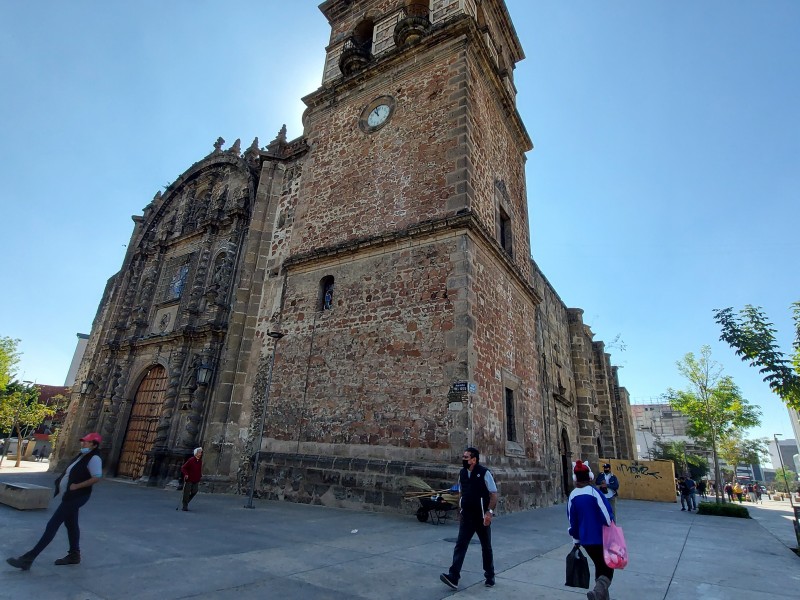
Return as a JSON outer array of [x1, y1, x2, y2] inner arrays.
[[1, 1, 797, 448]]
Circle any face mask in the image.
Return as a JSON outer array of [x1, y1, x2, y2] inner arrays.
[[80, 447, 91, 454], [462, 459, 469, 469]]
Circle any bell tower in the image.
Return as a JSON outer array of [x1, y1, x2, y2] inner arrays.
[[256, 0, 546, 511]]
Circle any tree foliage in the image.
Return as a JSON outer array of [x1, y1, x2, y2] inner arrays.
[[667, 347, 761, 441], [665, 346, 761, 503], [650, 439, 709, 480], [713, 304, 800, 410], [0, 381, 56, 468], [773, 467, 798, 494], [0, 336, 21, 392], [716, 432, 768, 482]]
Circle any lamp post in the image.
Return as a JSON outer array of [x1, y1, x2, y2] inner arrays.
[[773, 434, 800, 547], [245, 330, 285, 509]]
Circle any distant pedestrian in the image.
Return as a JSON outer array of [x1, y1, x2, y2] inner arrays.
[[440, 447, 497, 590], [6, 433, 103, 570], [685, 477, 697, 510], [697, 480, 707, 499], [32, 448, 41, 461], [725, 483, 733, 502], [678, 477, 689, 510], [179, 447, 203, 511], [755, 485, 763, 503], [747, 484, 758, 503], [733, 482, 744, 503], [595, 463, 620, 517], [568, 460, 615, 600]]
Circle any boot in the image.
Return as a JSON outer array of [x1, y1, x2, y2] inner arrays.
[[6, 553, 35, 570], [586, 575, 611, 600], [54, 551, 81, 566]]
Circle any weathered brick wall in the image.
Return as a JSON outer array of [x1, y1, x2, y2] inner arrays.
[[468, 238, 539, 460], [296, 44, 463, 255], [592, 341, 617, 458], [568, 309, 600, 464], [530, 261, 580, 498], [266, 234, 462, 463], [465, 46, 532, 280]]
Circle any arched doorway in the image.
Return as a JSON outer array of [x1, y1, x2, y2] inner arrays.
[[560, 429, 571, 496], [117, 365, 167, 479]]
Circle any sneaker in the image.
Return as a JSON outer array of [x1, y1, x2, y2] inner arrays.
[[485, 577, 495, 587], [440, 573, 458, 590], [680, 508, 686, 511]]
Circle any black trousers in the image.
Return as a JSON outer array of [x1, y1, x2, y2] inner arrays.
[[182, 481, 199, 508], [28, 495, 90, 558], [447, 512, 494, 582], [584, 544, 614, 582]]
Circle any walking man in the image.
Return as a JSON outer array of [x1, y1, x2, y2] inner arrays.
[[179, 447, 203, 511], [440, 447, 497, 590], [595, 463, 620, 516], [6, 432, 103, 570]]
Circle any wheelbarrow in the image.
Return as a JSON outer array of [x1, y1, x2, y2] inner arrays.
[[415, 495, 457, 525]]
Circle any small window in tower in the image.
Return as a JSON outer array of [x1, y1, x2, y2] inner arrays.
[[505, 387, 517, 442], [494, 179, 513, 257], [319, 276, 335, 311], [499, 206, 513, 256]]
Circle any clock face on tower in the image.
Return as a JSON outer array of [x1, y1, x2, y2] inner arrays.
[[359, 96, 396, 133], [367, 104, 390, 127]]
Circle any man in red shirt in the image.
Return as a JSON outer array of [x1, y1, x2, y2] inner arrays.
[[179, 447, 203, 511]]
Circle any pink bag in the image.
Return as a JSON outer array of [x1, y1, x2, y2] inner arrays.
[[602, 522, 628, 569]]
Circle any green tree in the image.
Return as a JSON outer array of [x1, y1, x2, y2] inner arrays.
[[773, 467, 798, 495], [713, 304, 800, 410], [650, 440, 709, 480], [665, 346, 761, 503], [717, 432, 768, 484], [0, 336, 21, 393], [0, 382, 56, 468]]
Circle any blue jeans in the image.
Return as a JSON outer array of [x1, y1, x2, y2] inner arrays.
[[447, 512, 494, 582], [28, 496, 89, 558]]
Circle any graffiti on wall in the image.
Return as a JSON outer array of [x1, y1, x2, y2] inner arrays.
[[616, 460, 663, 480]]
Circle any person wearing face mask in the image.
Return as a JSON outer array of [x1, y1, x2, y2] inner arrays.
[[440, 447, 498, 590], [595, 463, 619, 516], [6, 433, 103, 571]]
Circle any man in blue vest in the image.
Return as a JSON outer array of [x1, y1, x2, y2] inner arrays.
[[595, 463, 620, 516], [440, 447, 498, 590]]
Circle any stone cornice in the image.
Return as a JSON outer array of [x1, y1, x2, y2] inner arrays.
[[283, 209, 542, 305]]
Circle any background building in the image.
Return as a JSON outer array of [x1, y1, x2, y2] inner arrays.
[[57, 0, 634, 512], [768, 437, 800, 476]]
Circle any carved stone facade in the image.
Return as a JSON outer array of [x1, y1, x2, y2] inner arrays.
[[58, 0, 635, 513]]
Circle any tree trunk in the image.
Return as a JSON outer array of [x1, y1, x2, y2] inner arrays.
[[14, 422, 23, 468]]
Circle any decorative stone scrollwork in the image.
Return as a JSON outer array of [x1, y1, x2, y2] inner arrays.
[[101, 363, 126, 440], [155, 350, 185, 446], [244, 137, 260, 169]]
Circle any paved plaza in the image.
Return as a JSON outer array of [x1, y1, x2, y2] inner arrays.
[[1, 461, 798, 599]]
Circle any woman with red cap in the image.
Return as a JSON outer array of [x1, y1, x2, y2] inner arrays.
[[568, 460, 615, 600], [6, 432, 103, 570]]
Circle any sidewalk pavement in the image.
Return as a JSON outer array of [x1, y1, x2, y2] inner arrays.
[[1, 466, 798, 600]]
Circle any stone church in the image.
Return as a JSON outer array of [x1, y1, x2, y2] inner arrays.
[[57, 0, 635, 513]]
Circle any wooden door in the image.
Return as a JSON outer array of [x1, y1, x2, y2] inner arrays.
[[117, 365, 167, 479]]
